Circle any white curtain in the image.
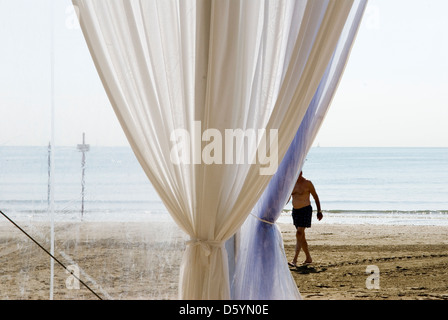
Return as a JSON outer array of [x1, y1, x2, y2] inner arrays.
[[73, 0, 355, 299], [232, 0, 368, 300]]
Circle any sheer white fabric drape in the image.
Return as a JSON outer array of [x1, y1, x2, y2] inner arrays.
[[232, 0, 368, 300], [73, 0, 354, 299]]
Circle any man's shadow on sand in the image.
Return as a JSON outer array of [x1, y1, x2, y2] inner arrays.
[[289, 264, 327, 274]]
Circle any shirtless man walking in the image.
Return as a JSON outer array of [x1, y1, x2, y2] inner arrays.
[[288, 171, 323, 267]]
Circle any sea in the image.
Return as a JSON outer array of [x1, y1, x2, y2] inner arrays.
[[1, 146, 448, 226]]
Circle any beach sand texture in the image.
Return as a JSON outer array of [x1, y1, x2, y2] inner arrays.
[[1, 220, 447, 300]]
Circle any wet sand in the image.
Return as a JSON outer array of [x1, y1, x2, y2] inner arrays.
[[0, 220, 447, 300], [281, 223, 448, 300]]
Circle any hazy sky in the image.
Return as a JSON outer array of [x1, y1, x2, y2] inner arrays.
[[1, 0, 447, 147], [316, 0, 448, 147]]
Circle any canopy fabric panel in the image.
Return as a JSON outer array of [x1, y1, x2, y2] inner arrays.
[[73, 0, 354, 299], [232, 0, 368, 300]]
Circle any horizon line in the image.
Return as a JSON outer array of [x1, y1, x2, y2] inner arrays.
[[2, 144, 448, 149]]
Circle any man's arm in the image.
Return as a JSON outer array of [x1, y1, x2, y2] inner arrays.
[[309, 181, 323, 221]]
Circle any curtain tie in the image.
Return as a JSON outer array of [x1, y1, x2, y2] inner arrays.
[[250, 213, 275, 225], [186, 238, 223, 257]]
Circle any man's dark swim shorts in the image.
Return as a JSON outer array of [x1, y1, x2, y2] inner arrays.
[[292, 205, 313, 228]]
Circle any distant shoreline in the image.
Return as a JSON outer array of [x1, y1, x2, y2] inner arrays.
[[2, 208, 448, 227]]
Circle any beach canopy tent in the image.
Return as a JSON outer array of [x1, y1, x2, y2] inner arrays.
[[232, 0, 368, 300], [73, 0, 364, 299]]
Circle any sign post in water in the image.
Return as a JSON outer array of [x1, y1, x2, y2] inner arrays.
[[77, 132, 90, 220]]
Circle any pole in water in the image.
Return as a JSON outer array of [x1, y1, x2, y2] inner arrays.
[[49, 0, 55, 300], [47, 142, 51, 207], [77, 132, 90, 220]]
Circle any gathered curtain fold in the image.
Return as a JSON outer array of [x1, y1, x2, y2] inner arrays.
[[73, 0, 355, 299], [232, 0, 368, 300]]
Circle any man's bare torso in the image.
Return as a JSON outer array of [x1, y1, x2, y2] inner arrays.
[[291, 177, 312, 209]]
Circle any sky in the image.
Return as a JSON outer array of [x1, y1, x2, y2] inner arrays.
[[0, 0, 447, 147]]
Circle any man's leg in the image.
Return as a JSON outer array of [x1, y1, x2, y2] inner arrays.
[[291, 227, 305, 266], [301, 229, 312, 264]]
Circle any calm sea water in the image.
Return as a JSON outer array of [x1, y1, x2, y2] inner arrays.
[[298, 147, 448, 226], [1, 146, 448, 225]]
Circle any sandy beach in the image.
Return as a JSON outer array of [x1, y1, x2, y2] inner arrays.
[[1, 220, 447, 300], [280, 223, 448, 300], [0, 220, 188, 300]]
